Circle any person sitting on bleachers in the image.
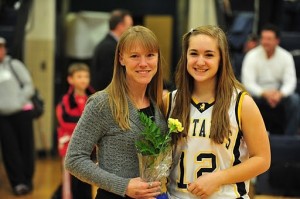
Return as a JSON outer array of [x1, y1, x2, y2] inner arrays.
[[241, 24, 300, 135]]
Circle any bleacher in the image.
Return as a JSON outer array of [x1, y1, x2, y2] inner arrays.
[[280, 32, 300, 94]]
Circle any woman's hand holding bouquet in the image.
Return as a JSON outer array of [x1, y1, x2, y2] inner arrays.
[[136, 112, 184, 199]]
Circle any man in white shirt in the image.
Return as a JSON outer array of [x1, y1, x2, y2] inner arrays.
[[241, 24, 300, 135]]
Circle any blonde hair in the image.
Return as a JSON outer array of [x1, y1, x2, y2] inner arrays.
[[106, 25, 164, 130], [172, 25, 245, 144]]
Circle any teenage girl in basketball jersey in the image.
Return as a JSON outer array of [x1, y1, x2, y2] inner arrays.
[[165, 25, 271, 199]]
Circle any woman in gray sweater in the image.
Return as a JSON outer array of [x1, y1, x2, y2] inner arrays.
[[65, 26, 167, 199]]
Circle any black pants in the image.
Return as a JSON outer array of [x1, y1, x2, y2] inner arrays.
[[95, 189, 133, 199], [52, 175, 92, 199], [254, 97, 286, 135], [0, 110, 35, 188]]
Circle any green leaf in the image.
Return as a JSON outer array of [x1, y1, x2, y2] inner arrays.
[[136, 112, 172, 156]]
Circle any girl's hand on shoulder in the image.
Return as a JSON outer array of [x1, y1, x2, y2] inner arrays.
[[187, 172, 221, 199], [126, 177, 161, 199]]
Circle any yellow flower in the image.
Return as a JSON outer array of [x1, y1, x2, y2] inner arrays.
[[168, 118, 184, 133], [136, 112, 184, 156]]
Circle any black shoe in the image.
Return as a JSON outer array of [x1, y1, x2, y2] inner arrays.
[[13, 184, 30, 195]]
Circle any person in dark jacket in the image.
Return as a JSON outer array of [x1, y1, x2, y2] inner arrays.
[[90, 9, 133, 91]]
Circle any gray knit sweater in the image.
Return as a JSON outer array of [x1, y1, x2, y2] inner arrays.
[[65, 90, 168, 197]]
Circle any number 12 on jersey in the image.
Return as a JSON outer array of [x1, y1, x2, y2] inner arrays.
[[177, 151, 217, 189]]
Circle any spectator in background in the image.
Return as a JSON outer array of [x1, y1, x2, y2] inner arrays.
[[0, 36, 35, 195], [232, 33, 258, 80], [54, 63, 95, 199], [243, 33, 258, 53], [91, 9, 133, 91], [241, 24, 300, 135]]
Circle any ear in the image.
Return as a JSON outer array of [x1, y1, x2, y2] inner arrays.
[[119, 53, 125, 66], [67, 76, 73, 85]]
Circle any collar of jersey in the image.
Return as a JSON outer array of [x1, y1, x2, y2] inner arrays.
[[191, 98, 215, 113]]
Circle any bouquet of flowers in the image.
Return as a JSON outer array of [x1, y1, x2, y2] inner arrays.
[[136, 112, 184, 198]]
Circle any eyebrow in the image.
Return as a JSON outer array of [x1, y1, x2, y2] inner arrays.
[[188, 49, 215, 53]]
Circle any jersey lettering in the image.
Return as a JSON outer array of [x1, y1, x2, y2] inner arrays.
[[199, 120, 206, 137], [192, 119, 199, 136], [177, 152, 188, 189], [197, 153, 216, 176], [191, 118, 207, 138], [177, 151, 217, 190]]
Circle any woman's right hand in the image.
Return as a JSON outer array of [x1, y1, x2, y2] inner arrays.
[[125, 177, 161, 199]]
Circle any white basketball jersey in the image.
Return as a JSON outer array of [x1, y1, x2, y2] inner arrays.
[[166, 90, 249, 199]]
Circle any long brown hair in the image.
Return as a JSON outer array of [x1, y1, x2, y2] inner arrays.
[[172, 25, 245, 144], [106, 25, 164, 130]]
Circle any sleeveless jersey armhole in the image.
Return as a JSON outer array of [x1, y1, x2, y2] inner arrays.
[[235, 91, 247, 132]]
